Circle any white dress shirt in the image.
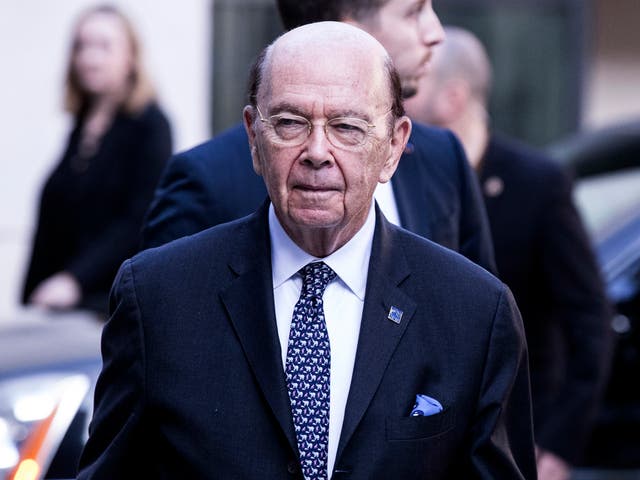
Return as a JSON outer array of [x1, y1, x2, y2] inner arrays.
[[269, 203, 375, 477], [374, 181, 401, 226]]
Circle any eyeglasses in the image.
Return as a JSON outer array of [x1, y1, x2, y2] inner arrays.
[[256, 106, 392, 150]]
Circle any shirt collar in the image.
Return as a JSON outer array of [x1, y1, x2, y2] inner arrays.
[[269, 202, 375, 301]]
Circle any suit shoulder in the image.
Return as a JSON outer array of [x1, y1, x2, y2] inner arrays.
[[486, 134, 571, 188], [132, 213, 253, 275], [403, 122, 468, 180], [480, 137, 573, 202], [410, 122, 456, 144], [163, 123, 257, 191], [172, 123, 249, 166], [409, 123, 463, 158]]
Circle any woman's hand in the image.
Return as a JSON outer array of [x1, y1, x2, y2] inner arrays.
[[29, 272, 82, 310], [536, 447, 571, 480]]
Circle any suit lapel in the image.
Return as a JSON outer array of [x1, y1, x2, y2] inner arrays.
[[336, 212, 417, 460], [218, 206, 298, 454], [392, 138, 434, 239], [217, 206, 419, 460]]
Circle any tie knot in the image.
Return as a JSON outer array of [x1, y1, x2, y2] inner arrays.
[[300, 261, 336, 298]]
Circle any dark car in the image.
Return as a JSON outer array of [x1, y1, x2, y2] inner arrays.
[[0, 309, 102, 480], [548, 118, 640, 472], [571, 166, 640, 470]]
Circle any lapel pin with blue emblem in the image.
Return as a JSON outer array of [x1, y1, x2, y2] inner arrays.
[[387, 306, 403, 324]]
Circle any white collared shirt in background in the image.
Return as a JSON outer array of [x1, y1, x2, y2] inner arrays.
[[269, 202, 375, 477]]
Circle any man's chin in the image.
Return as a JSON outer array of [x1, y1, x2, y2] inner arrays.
[[291, 210, 342, 230]]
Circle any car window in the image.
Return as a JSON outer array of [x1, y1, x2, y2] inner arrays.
[[573, 167, 640, 242]]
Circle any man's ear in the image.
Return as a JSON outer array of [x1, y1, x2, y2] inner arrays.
[[379, 115, 412, 183], [243, 105, 263, 176]]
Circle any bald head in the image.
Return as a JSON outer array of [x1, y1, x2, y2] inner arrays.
[[431, 26, 492, 104], [404, 26, 492, 127], [403, 26, 492, 167], [270, 20, 386, 61], [247, 21, 405, 119]]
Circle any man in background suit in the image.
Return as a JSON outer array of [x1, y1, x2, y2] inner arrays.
[[78, 22, 535, 479], [404, 26, 612, 480], [141, 0, 497, 275]]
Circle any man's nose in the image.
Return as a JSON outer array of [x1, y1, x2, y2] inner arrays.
[[419, 6, 445, 47], [302, 125, 334, 168]]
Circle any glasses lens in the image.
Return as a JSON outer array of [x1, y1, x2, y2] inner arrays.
[[327, 118, 369, 148], [269, 114, 309, 145], [259, 107, 373, 149]]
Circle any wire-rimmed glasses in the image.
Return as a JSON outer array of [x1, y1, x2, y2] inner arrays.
[[256, 106, 392, 150]]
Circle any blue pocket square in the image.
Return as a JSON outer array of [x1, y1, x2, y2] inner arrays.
[[410, 394, 443, 416]]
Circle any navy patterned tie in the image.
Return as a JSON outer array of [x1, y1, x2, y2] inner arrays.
[[285, 261, 336, 480]]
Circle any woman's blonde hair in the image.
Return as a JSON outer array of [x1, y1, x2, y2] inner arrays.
[[64, 4, 156, 115]]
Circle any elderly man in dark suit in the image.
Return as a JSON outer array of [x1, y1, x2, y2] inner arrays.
[[404, 26, 612, 480], [78, 22, 535, 479], [141, 0, 497, 275]]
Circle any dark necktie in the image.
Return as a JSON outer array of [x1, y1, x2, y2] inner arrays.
[[285, 261, 336, 480]]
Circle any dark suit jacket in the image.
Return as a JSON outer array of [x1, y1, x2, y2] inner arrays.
[[480, 134, 612, 463], [22, 103, 172, 313], [78, 204, 535, 479], [141, 122, 496, 273]]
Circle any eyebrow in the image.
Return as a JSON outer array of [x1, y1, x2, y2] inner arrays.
[[267, 102, 308, 117], [268, 102, 371, 122], [326, 108, 370, 121]]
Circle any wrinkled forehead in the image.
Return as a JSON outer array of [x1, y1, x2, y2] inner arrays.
[[261, 26, 391, 111]]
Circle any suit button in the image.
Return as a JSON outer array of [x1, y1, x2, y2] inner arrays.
[[287, 461, 299, 474]]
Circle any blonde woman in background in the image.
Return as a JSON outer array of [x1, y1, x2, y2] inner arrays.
[[22, 4, 172, 315]]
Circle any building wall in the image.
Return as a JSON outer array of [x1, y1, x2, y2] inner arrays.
[[0, 0, 212, 322], [584, 0, 640, 128]]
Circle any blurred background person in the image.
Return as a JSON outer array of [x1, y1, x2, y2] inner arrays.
[[404, 26, 612, 480], [21, 4, 172, 316]]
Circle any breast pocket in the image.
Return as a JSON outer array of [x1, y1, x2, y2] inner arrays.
[[386, 408, 455, 441]]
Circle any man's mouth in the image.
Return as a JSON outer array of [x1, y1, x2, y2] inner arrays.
[[294, 184, 340, 198]]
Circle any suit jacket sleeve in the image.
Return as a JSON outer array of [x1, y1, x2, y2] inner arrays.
[[77, 260, 149, 479], [450, 131, 497, 274], [140, 125, 268, 251], [469, 286, 537, 479], [535, 168, 612, 462]]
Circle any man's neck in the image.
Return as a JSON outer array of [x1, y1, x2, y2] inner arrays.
[[449, 103, 490, 170], [274, 203, 375, 258]]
